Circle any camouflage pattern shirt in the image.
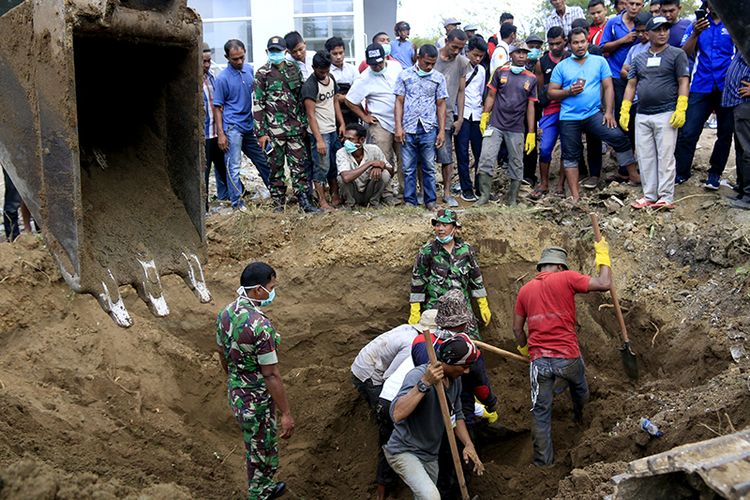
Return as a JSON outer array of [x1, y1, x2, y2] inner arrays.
[[410, 238, 487, 308], [253, 60, 307, 139], [216, 298, 281, 402]]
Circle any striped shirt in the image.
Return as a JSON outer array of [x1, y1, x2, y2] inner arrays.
[[543, 5, 585, 37], [722, 54, 750, 108]]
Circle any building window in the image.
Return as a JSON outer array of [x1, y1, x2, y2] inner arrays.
[[293, 0, 354, 55], [189, 0, 253, 62]]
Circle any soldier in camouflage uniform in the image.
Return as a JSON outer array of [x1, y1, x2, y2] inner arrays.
[[216, 262, 294, 500], [408, 209, 492, 339], [253, 36, 319, 213]]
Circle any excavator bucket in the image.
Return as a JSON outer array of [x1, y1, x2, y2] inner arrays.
[[0, 0, 210, 327]]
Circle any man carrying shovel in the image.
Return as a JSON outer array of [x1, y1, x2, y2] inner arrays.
[[513, 242, 612, 466], [384, 333, 485, 499]]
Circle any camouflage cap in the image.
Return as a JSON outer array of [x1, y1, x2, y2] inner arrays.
[[431, 208, 462, 227], [536, 246, 569, 271], [436, 289, 473, 328]]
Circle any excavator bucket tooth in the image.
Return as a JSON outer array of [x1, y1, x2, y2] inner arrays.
[[0, 0, 209, 327]]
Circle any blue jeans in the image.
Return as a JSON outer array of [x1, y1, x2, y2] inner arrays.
[[311, 131, 342, 183], [224, 126, 270, 208], [455, 117, 483, 193], [674, 89, 735, 179], [530, 356, 589, 466], [401, 123, 437, 206]]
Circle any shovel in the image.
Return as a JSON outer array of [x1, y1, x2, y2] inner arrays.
[[590, 213, 639, 380]]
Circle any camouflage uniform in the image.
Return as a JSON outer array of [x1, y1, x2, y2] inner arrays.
[[216, 297, 282, 500], [253, 60, 310, 201], [410, 238, 487, 338]]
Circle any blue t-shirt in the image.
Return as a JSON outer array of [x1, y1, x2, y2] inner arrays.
[[600, 12, 636, 76], [551, 54, 612, 121], [680, 16, 736, 93], [213, 63, 255, 134], [669, 19, 692, 47]]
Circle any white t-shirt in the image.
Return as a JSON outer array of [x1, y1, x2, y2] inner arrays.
[[346, 62, 401, 133], [490, 40, 510, 75], [350, 324, 417, 385], [331, 62, 358, 85]]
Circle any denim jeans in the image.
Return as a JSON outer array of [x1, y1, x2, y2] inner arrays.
[[560, 112, 634, 169], [224, 126, 270, 208], [530, 356, 589, 466], [205, 137, 228, 204], [674, 89, 735, 179], [311, 131, 342, 183], [2, 168, 21, 241], [401, 123, 437, 206], [384, 449, 440, 500], [455, 117, 483, 193]]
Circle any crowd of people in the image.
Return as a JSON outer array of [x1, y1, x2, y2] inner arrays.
[[199, 0, 750, 221], [216, 209, 614, 499]]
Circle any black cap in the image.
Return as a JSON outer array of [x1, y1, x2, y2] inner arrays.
[[267, 36, 287, 51], [526, 34, 544, 45], [365, 43, 385, 65], [646, 15, 672, 30], [634, 12, 653, 27]]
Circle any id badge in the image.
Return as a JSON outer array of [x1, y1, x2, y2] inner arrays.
[[647, 57, 661, 68], [483, 127, 494, 138]]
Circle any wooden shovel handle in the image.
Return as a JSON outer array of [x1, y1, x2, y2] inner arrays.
[[474, 340, 529, 364], [590, 213, 630, 344]]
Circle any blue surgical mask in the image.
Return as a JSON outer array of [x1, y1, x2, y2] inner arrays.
[[528, 48, 542, 61], [382, 43, 392, 57], [237, 284, 276, 307], [572, 50, 589, 60], [510, 65, 525, 74], [344, 140, 360, 153], [370, 66, 385, 75], [416, 64, 432, 77], [436, 234, 454, 244], [268, 51, 285, 64]]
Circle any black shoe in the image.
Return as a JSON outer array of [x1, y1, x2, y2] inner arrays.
[[298, 195, 321, 214], [270, 481, 287, 498]]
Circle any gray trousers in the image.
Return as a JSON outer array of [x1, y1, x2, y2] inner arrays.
[[477, 126, 524, 180], [338, 170, 390, 207], [635, 111, 678, 203]]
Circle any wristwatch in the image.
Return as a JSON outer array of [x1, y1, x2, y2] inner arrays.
[[416, 380, 431, 393]]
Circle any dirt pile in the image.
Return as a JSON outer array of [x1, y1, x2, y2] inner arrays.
[[1, 186, 749, 499]]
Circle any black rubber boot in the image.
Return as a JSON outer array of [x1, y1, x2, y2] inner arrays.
[[297, 194, 321, 214], [475, 173, 492, 206], [507, 179, 521, 206]]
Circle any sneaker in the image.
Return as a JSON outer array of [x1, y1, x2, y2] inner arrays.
[[675, 175, 690, 185], [443, 195, 459, 207], [703, 173, 720, 190], [582, 176, 599, 189], [425, 202, 437, 210], [235, 205, 249, 213], [729, 197, 750, 210], [631, 197, 655, 209], [461, 190, 478, 202], [451, 182, 462, 195]]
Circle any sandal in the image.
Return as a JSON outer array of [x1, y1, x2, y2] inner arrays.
[[529, 187, 548, 200], [605, 173, 630, 183], [631, 197, 655, 209], [554, 190, 566, 198]]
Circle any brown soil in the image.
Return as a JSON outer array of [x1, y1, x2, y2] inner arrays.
[[1, 133, 750, 499]]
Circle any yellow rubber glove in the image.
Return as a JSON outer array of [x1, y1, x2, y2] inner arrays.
[[476, 297, 491, 326], [483, 408, 499, 424], [517, 344, 529, 357], [524, 133, 536, 154], [408, 302, 421, 325], [594, 237, 612, 271], [670, 95, 688, 129], [479, 111, 490, 135], [619, 100, 632, 132]]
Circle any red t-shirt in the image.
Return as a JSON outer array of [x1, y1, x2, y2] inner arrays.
[[589, 24, 605, 46], [514, 270, 591, 361]]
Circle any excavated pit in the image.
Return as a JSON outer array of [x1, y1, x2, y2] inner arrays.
[[1, 205, 747, 499]]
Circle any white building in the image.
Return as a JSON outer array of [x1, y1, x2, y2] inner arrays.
[[189, 0, 397, 66]]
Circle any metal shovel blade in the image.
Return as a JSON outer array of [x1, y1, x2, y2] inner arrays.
[[619, 342, 640, 380]]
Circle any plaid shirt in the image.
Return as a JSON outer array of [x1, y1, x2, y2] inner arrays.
[[543, 5, 585, 37]]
